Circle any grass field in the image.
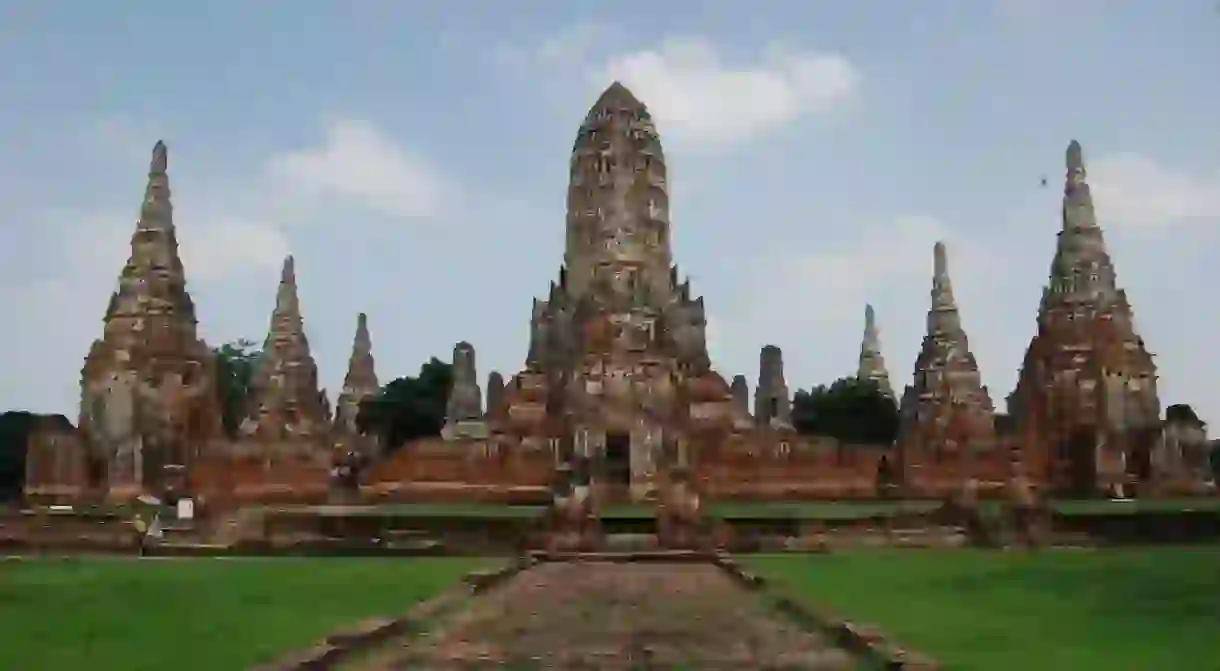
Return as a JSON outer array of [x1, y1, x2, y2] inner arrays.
[[0, 557, 484, 671], [749, 548, 1220, 671]]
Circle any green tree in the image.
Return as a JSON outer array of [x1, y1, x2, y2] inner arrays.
[[356, 357, 453, 455], [212, 338, 262, 437], [791, 376, 899, 445]]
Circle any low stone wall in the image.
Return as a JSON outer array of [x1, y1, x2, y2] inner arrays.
[[358, 481, 552, 505], [711, 553, 941, 670], [0, 509, 137, 553], [1052, 509, 1220, 544], [249, 558, 529, 670]]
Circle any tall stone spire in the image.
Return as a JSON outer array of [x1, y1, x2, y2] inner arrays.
[[497, 83, 728, 503], [1009, 140, 1161, 493], [1045, 139, 1118, 306], [79, 141, 223, 495], [857, 304, 894, 400], [238, 255, 330, 455], [897, 242, 996, 476], [332, 312, 380, 456], [563, 80, 671, 300], [101, 141, 195, 328]]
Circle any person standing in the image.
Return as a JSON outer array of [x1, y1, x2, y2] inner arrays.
[[131, 513, 148, 557]]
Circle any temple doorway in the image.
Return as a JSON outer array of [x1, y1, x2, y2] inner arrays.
[[1065, 427, 1097, 495], [604, 432, 632, 485]]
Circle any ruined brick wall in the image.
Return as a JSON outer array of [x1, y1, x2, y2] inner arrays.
[[190, 455, 329, 506], [361, 437, 554, 503], [693, 434, 890, 500], [23, 417, 88, 503]]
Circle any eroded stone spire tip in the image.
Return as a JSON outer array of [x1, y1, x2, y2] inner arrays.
[[150, 141, 168, 173], [1067, 140, 1084, 171], [933, 241, 948, 276], [591, 80, 643, 112]]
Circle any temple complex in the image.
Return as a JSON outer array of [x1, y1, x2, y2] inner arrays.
[[897, 242, 998, 494], [1007, 141, 1166, 495], [21, 88, 1214, 506], [331, 313, 380, 458], [856, 304, 895, 399]]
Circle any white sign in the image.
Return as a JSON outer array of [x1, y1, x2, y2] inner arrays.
[[177, 498, 195, 520]]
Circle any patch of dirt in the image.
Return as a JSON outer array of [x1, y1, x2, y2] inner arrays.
[[369, 561, 854, 670]]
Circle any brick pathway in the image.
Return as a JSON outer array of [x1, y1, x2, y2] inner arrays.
[[373, 561, 854, 670]]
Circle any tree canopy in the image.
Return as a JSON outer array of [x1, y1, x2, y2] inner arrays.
[[212, 338, 261, 437], [791, 376, 899, 445], [356, 357, 453, 455]]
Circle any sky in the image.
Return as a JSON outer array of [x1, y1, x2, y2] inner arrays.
[[1, 1, 1219, 425]]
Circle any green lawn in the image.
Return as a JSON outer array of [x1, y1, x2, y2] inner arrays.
[[749, 548, 1220, 671], [0, 557, 484, 671]]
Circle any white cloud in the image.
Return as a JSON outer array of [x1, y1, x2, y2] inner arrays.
[[500, 28, 860, 148], [266, 120, 454, 221], [600, 38, 860, 147], [1090, 152, 1220, 228]]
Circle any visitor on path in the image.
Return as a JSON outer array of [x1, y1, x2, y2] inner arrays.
[[131, 513, 148, 557], [130, 510, 165, 557]]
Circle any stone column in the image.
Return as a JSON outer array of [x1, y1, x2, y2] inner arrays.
[[441, 341, 488, 441], [754, 345, 792, 428]]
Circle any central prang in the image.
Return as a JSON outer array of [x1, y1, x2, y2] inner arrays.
[[452, 81, 785, 503]]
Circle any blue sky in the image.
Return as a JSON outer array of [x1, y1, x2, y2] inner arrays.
[[2, 1, 1219, 424]]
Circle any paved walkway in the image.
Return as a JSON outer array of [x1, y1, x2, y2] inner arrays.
[[367, 561, 854, 670]]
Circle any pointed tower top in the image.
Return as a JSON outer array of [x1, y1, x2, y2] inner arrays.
[[862, 303, 882, 352], [1066, 139, 1084, 172], [281, 255, 296, 284], [339, 310, 377, 401], [592, 81, 643, 111], [150, 141, 168, 175], [930, 241, 958, 313], [858, 303, 894, 399], [354, 312, 371, 352]]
